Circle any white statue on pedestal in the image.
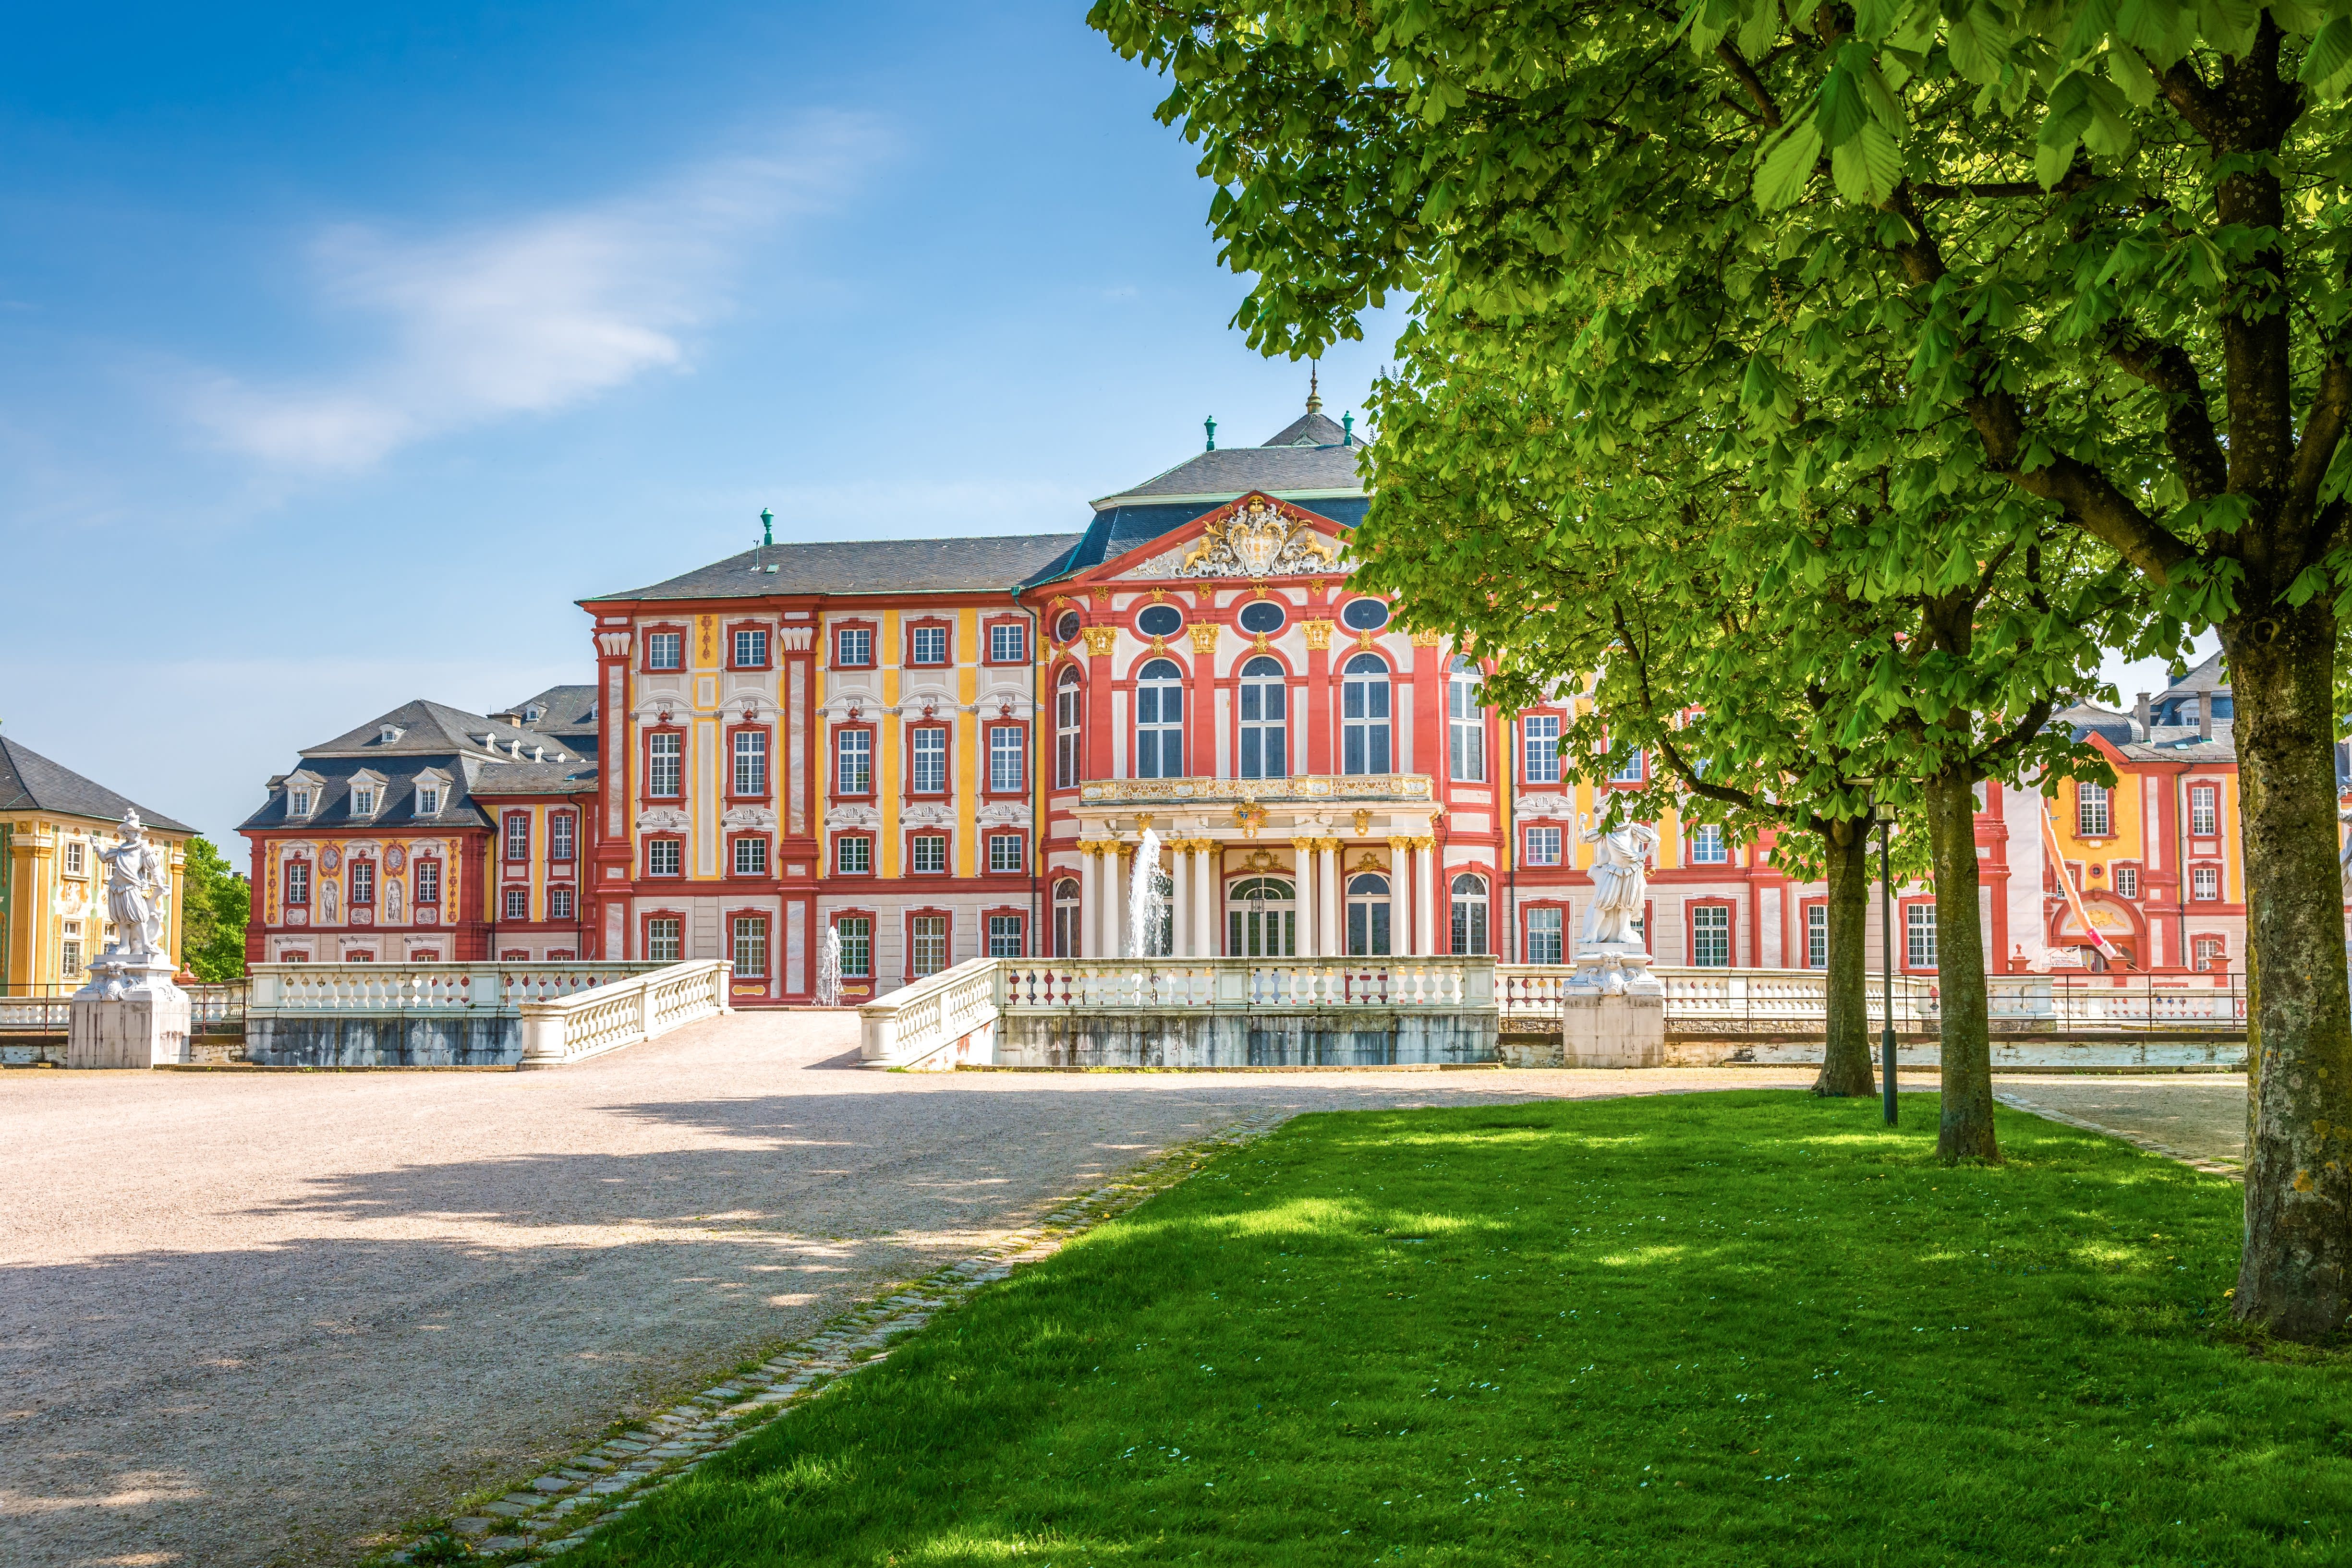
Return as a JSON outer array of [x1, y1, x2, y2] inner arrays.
[[1578, 815, 1659, 947], [95, 811, 172, 964]]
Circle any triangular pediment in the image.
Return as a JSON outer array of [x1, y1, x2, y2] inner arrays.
[[1085, 493, 1349, 584]]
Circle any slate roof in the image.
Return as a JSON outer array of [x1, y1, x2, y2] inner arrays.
[[243, 696, 600, 834], [467, 760, 599, 796], [588, 535, 1083, 603], [1094, 440, 1366, 505], [499, 685, 600, 755], [2113, 727, 2236, 764], [2054, 702, 2136, 748], [302, 699, 551, 761], [2165, 651, 2229, 694], [0, 735, 195, 834]]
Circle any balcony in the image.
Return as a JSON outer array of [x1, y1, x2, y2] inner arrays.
[[1076, 772, 1433, 808]]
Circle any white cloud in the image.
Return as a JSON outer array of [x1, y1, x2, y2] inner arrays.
[[181, 118, 881, 470]]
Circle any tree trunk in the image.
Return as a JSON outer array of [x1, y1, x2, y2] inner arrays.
[[1925, 770, 1999, 1162], [2227, 597, 2352, 1340], [1812, 819, 1877, 1097]]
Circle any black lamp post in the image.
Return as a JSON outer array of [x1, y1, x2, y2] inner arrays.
[[1877, 800, 1900, 1127]]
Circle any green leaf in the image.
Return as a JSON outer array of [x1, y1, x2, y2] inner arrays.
[[1736, 0, 1778, 61], [1818, 62, 1873, 148], [1946, 2, 2012, 85], [2082, 74, 2135, 157], [2301, 16, 2352, 88], [1754, 118, 1823, 211], [1832, 119, 1905, 206], [2105, 42, 2157, 107], [2197, 0, 2262, 58]]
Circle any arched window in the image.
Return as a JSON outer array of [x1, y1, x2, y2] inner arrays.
[[1341, 653, 1392, 774], [1227, 876, 1297, 957], [1238, 655, 1288, 779], [1135, 658, 1185, 778], [1346, 872, 1391, 956], [1053, 877, 1082, 957], [1055, 668, 1083, 788], [1447, 657, 1484, 781], [1450, 872, 1489, 956]]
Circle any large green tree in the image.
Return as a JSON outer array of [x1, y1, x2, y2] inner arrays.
[[1094, 0, 2352, 1338], [179, 836, 249, 983]]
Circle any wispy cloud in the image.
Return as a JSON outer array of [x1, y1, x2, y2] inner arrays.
[[180, 117, 881, 470]]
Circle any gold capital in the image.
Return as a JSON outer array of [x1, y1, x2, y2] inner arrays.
[[1301, 619, 1335, 651], [1314, 837, 1342, 853], [1188, 623, 1222, 655], [1411, 629, 1445, 647], [1080, 626, 1119, 656], [1290, 836, 1318, 856], [1388, 835, 1414, 853]]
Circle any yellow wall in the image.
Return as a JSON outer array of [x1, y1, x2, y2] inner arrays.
[[2, 814, 188, 994]]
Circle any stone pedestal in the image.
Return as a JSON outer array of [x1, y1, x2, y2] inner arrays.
[[1561, 943, 1665, 1068], [68, 957, 190, 1069]]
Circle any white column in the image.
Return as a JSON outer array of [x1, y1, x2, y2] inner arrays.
[[1319, 839, 1342, 956], [1292, 838, 1319, 956], [1389, 838, 1413, 957], [1197, 842, 1220, 957], [1415, 838, 1438, 955], [1108, 844, 1129, 957], [1079, 843, 1100, 958], [1171, 840, 1193, 958]]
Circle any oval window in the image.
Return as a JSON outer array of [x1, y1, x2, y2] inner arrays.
[[1237, 600, 1286, 635], [1340, 597, 1390, 631], [1137, 605, 1183, 639], [1054, 611, 1080, 643]]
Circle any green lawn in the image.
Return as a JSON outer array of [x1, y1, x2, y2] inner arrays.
[[567, 1092, 2351, 1566]]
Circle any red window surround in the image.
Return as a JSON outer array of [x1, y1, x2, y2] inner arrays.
[[832, 722, 877, 800], [904, 831, 951, 874], [903, 907, 954, 984], [1683, 897, 1736, 965], [727, 621, 773, 670], [504, 812, 531, 862], [905, 721, 952, 796], [831, 619, 878, 670], [641, 623, 689, 673], [549, 813, 576, 864], [904, 616, 955, 667], [833, 831, 877, 877], [982, 829, 1029, 876], [643, 835, 686, 878], [639, 909, 688, 961], [982, 721, 1030, 798], [725, 909, 773, 984], [1518, 899, 1571, 963], [982, 615, 1030, 665], [726, 723, 773, 801], [641, 726, 686, 804]]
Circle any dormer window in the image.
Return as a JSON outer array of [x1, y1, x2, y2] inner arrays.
[[379, 724, 404, 744], [523, 705, 543, 723], [290, 788, 314, 817], [352, 786, 378, 816], [417, 786, 442, 815]]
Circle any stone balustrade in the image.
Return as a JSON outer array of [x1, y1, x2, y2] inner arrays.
[[518, 961, 731, 1068]]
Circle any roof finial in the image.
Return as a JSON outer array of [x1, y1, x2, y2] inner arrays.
[[1204, 415, 1216, 452], [760, 507, 774, 547], [1306, 359, 1322, 414], [1342, 411, 1354, 446]]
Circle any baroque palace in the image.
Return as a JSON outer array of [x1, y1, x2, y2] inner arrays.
[[237, 399, 2253, 1002]]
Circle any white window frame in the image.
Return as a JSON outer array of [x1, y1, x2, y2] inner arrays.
[[910, 914, 948, 977], [733, 731, 768, 797], [909, 727, 949, 794], [1447, 659, 1484, 781], [988, 914, 1025, 957], [836, 916, 873, 977], [988, 832, 1025, 873], [502, 886, 529, 921], [837, 729, 873, 795], [2077, 781, 2111, 837], [1806, 904, 1828, 969], [1341, 653, 1392, 775], [836, 835, 872, 875], [1524, 825, 1561, 866], [412, 859, 439, 905], [1609, 749, 1646, 784], [1526, 906, 1563, 965], [2192, 864, 2220, 901], [1238, 655, 1288, 780], [417, 786, 441, 815], [1691, 904, 1731, 967], [1135, 659, 1186, 779], [835, 626, 873, 667], [1689, 823, 1728, 864], [989, 726, 1025, 793], [1906, 903, 1938, 969], [646, 917, 683, 963], [548, 886, 575, 920], [648, 733, 683, 797], [2113, 864, 2139, 898], [2189, 785, 2218, 837], [990, 622, 1026, 663], [909, 834, 948, 874], [1055, 671, 1083, 788], [910, 625, 949, 666], [733, 628, 768, 668], [646, 631, 684, 671], [732, 916, 769, 978], [733, 836, 769, 877], [646, 839, 682, 877]]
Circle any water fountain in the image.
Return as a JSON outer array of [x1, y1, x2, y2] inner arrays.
[[1128, 828, 1165, 958], [815, 929, 843, 1008]]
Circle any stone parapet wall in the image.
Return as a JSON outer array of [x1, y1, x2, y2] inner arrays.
[[246, 1015, 521, 1067], [996, 1008, 1495, 1069]]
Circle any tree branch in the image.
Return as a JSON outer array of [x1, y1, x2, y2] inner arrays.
[[1610, 599, 1768, 814], [2106, 336, 2231, 502], [1910, 181, 2046, 201], [1713, 41, 1783, 131], [2288, 357, 2352, 552]]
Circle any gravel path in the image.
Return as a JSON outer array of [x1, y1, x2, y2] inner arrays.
[[2, 1012, 1826, 1568], [1994, 1072, 2248, 1175]]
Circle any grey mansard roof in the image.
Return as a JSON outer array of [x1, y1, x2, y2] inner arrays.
[[0, 735, 195, 834], [587, 534, 1084, 603]]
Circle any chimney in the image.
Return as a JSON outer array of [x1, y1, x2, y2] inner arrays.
[[2199, 702, 2213, 743], [2133, 691, 2150, 730]]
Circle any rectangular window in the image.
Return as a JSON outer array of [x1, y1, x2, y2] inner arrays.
[[286, 860, 311, 905], [549, 813, 574, 861], [837, 916, 873, 977], [733, 730, 768, 796], [988, 726, 1025, 793], [646, 917, 683, 963], [646, 630, 683, 671], [64, 840, 85, 875], [988, 833, 1025, 873], [1906, 903, 1938, 969], [61, 939, 82, 977], [646, 839, 682, 877], [734, 836, 769, 877], [1806, 904, 1828, 969], [837, 729, 872, 794], [2190, 785, 2218, 837], [1524, 825, 1561, 866], [910, 625, 949, 665], [1522, 714, 1561, 784], [1689, 823, 1728, 864], [2192, 935, 2226, 972], [649, 733, 682, 797], [2077, 782, 2110, 837], [1610, 749, 1645, 784], [1055, 675, 1083, 788], [732, 916, 768, 978], [1527, 906, 1563, 965], [909, 834, 947, 873], [836, 836, 872, 875], [733, 627, 769, 668], [988, 914, 1025, 957], [910, 914, 948, 977], [1691, 905, 1730, 966], [1448, 670, 1485, 781], [548, 886, 574, 920], [352, 786, 377, 815], [412, 859, 439, 905], [502, 886, 529, 921], [2113, 864, 2139, 899], [291, 788, 313, 817], [505, 814, 530, 860], [910, 728, 948, 793], [349, 860, 376, 905], [990, 622, 1026, 663], [2192, 864, 2220, 901], [835, 626, 873, 667], [417, 785, 441, 815]]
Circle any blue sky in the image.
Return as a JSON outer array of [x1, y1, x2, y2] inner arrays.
[[0, 3, 2202, 852], [0, 3, 1402, 847]]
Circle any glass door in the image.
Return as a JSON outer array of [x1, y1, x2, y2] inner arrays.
[[1226, 877, 1297, 957]]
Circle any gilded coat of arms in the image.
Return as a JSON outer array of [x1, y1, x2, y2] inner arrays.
[[1180, 498, 1341, 578]]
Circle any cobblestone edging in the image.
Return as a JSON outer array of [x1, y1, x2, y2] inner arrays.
[[381, 1106, 1299, 1565], [1995, 1089, 2245, 1180]]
